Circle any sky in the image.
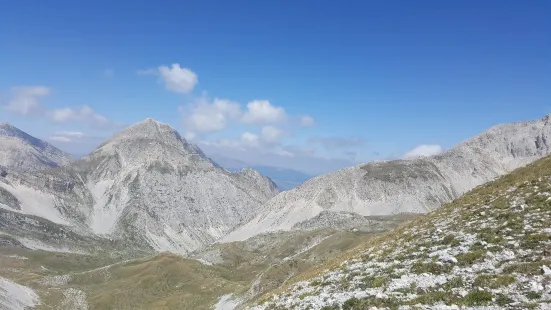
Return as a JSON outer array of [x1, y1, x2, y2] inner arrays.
[[1, 0, 550, 175]]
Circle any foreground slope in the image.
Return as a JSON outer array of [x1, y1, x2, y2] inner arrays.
[[0, 224, 408, 309], [226, 113, 551, 241], [252, 154, 551, 310], [0, 122, 73, 171], [0, 119, 278, 254]]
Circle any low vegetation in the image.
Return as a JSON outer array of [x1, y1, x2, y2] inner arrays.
[[252, 155, 551, 309]]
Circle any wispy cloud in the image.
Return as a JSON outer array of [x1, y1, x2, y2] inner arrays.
[[2, 85, 118, 130], [3, 86, 51, 115], [309, 136, 365, 150]]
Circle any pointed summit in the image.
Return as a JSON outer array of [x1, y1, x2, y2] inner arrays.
[[97, 118, 193, 153], [90, 118, 209, 170]]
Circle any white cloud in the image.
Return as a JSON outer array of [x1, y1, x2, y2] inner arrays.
[[3, 86, 116, 131], [140, 63, 198, 94], [299, 115, 315, 127], [403, 144, 443, 159], [49, 136, 72, 142], [55, 131, 85, 138], [242, 100, 287, 124], [47, 105, 114, 129], [182, 95, 242, 133], [261, 125, 284, 143], [3, 86, 50, 115], [241, 132, 260, 147]]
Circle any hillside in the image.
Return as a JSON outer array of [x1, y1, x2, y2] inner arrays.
[[0, 122, 73, 171], [0, 217, 414, 310], [225, 114, 551, 242], [251, 154, 551, 309]]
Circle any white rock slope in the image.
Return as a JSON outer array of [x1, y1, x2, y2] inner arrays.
[[0, 122, 74, 171], [0, 119, 278, 254], [225, 114, 551, 241], [0, 276, 40, 310]]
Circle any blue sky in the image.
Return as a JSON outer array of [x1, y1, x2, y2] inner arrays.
[[1, 0, 550, 174]]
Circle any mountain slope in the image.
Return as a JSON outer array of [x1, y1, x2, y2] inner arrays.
[[225, 114, 551, 242], [0, 119, 278, 254], [0, 122, 73, 171], [252, 153, 551, 310]]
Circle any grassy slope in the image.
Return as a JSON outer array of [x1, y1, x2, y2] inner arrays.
[[0, 215, 413, 310], [252, 155, 551, 309]]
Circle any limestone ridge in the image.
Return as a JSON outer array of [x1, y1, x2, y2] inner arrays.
[[252, 153, 551, 309], [0, 119, 279, 254], [224, 113, 551, 242], [0, 122, 74, 171]]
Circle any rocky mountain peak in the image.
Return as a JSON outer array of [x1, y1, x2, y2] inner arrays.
[[105, 118, 183, 144], [0, 123, 73, 171], [88, 118, 209, 170]]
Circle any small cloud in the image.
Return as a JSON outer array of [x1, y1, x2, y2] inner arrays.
[[241, 100, 287, 124], [309, 136, 365, 150], [55, 131, 85, 138], [299, 115, 315, 127], [261, 125, 285, 143], [181, 94, 242, 133], [3, 86, 116, 131], [403, 144, 443, 159], [139, 63, 198, 94], [3, 86, 51, 115], [49, 136, 72, 142], [47, 105, 117, 130]]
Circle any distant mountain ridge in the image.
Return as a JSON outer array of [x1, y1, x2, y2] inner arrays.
[[0, 119, 278, 254], [208, 153, 313, 190], [0, 122, 74, 171], [224, 113, 551, 242]]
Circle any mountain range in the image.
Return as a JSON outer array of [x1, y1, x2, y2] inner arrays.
[[1, 114, 551, 309], [224, 114, 551, 242]]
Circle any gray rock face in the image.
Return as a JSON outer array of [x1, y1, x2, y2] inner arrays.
[[0, 122, 74, 171], [0, 119, 278, 254], [224, 114, 551, 241]]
